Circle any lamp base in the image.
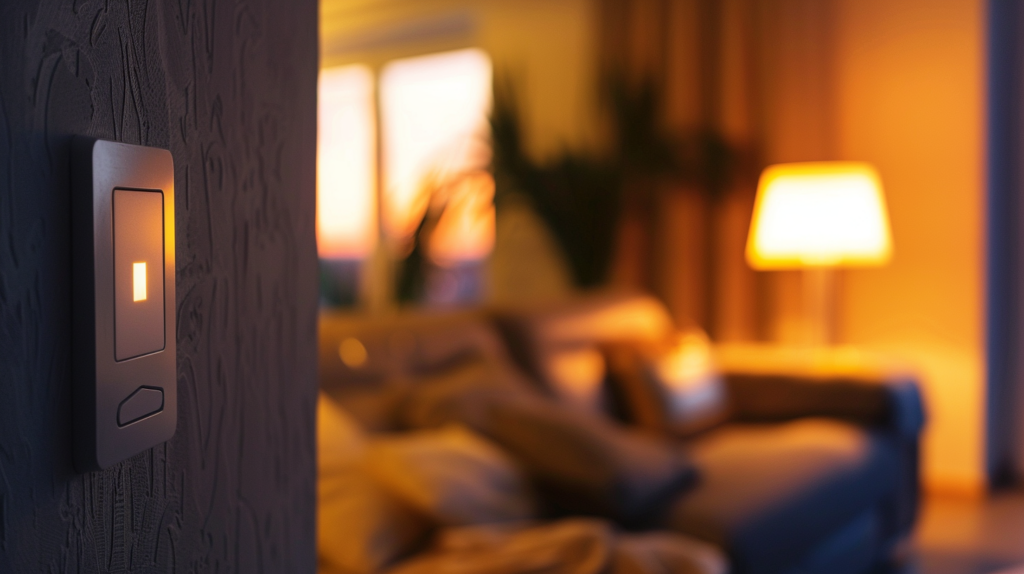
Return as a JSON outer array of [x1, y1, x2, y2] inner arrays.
[[802, 267, 836, 346]]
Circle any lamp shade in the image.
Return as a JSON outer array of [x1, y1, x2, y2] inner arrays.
[[746, 162, 892, 269]]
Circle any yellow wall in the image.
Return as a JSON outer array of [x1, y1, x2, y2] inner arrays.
[[833, 0, 987, 494]]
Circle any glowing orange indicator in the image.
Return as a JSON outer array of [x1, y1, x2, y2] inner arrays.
[[133, 262, 147, 302]]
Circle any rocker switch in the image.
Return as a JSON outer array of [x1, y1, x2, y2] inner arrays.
[[113, 189, 165, 361]]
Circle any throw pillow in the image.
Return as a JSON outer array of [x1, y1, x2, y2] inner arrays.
[[604, 330, 728, 438], [318, 393, 428, 574], [318, 469, 429, 574], [399, 359, 697, 527]]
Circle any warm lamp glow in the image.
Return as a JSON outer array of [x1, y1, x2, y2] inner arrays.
[[746, 162, 892, 269], [317, 65, 377, 259]]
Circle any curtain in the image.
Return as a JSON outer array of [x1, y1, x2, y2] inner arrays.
[[596, 0, 839, 343]]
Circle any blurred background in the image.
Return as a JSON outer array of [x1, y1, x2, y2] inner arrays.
[[315, 1, 1024, 572], [318, 0, 989, 497]]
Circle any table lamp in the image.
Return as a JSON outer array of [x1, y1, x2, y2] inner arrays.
[[745, 161, 892, 345]]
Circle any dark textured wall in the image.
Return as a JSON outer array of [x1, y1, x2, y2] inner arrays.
[[0, 0, 319, 571]]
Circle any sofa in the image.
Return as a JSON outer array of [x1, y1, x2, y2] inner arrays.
[[317, 293, 924, 574]]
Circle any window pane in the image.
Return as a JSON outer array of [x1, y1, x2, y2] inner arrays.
[[317, 65, 377, 259], [379, 48, 493, 263]]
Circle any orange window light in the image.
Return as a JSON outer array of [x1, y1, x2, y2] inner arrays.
[[379, 48, 493, 260], [317, 65, 377, 259]]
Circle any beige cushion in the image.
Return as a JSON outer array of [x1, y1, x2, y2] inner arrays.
[[318, 394, 426, 574], [318, 469, 429, 574], [364, 426, 536, 527], [318, 392, 367, 475], [318, 397, 537, 573]]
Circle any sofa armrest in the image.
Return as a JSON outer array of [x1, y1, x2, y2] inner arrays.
[[723, 372, 925, 438]]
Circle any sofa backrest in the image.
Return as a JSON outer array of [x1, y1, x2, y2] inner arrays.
[[493, 292, 674, 376], [319, 309, 509, 392], [317, 293, 681, 424], [492, 292, 677, 411], [494, 292, 675, 350]]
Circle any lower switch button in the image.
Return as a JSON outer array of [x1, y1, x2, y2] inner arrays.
[[117, 386, 165, 427]]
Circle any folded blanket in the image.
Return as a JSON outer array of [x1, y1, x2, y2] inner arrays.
[[385, 519, 726, 574], [319, 392, 538, 574]]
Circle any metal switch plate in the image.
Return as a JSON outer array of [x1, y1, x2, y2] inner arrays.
[[72, 138, 176, 472]]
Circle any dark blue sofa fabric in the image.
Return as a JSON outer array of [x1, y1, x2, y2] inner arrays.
[[721, 372, 925, 544], [666, 419, 899, 574], [791, 510, 880, 574], [724, 374, 925, 439]]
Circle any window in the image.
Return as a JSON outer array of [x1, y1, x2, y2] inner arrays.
[[317, 49, 494, 270], [316, 65, 377, 259], [379, 48, 493, 264]]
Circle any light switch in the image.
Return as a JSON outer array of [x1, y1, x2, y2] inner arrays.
[[113, 189, 165, 361], [73, 138, 177, 471]]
